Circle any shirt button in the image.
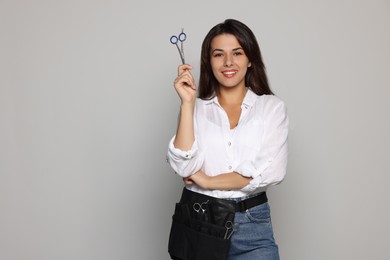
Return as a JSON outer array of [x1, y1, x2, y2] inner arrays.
[[228, 165, 232, 170], [228, 141, 231, 146]]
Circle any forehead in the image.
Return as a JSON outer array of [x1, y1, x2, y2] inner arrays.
[[211, 34, 242, 50]]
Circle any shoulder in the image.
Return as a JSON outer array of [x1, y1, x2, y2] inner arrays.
[[195, 97, 214, 107], [255, 94, 287, 112], [260, 94, 285, 105], [193, 97, 213, 116]]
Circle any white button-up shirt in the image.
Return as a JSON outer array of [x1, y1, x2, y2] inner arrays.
[[167, 89, 288, 199]]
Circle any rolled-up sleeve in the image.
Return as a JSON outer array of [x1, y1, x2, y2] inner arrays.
[[166, 136, 205, 177], [234, 97, 289, 192]]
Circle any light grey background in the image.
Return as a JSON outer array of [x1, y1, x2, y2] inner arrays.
[[1, 0, 389, 259]]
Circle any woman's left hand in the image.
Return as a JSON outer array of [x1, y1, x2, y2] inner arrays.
[[183, 171, 210, 189]]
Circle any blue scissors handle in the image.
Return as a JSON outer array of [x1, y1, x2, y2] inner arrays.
[[170, 32, 186, 44], [170, 35, 178, 45], [178, 32, 186, 42]]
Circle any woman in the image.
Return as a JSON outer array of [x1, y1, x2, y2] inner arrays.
[[167, 19, 288, 260]]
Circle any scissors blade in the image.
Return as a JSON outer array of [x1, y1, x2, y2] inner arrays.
[[172, 43, 183, 64]]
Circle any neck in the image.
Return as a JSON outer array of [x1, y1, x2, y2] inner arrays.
[[217, 86, 247, 107]]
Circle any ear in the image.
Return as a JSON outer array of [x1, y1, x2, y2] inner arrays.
[[248, 62, 252, 68]]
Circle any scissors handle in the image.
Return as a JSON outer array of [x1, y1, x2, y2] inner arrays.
[[170, 35, 178, 44], [224, 221, 233, 239], [178, 32, 186, 42], [170, 32, 186, 44]]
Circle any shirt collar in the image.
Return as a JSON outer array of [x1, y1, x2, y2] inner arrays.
[[203, 88, 257, 108]]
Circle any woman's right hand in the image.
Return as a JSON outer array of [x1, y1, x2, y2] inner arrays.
[[173, 64, 196, 104]]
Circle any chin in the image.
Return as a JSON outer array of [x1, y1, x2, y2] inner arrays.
[[220, 82, 245, 89]]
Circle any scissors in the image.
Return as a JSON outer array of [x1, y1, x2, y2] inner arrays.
[[224, 221, 233, 239], [170, 29, 187, 64], [193, 200, 209, 214], [193, 200, 209, 220]]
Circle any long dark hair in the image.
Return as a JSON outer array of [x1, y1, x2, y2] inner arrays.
[[198, 19, 273, 99]]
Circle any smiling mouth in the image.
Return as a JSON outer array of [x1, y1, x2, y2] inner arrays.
[[222, 71, 237, 77]]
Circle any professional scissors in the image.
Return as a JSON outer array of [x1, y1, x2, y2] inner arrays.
[[193, 200, 209, 214], [224, 221, 233, 239], [170, 29, 187, 64], [193, 200, 209, 220]]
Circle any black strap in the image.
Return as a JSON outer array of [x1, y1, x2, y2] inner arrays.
[[180, 188, 267, 213], [235, 192, 268, 212]]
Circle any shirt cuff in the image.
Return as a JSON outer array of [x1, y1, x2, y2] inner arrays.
[[234, 160, 257, 178], [234, 159, 274, 192], [241, 176, 263, 192], [168, 136, 198, 160]]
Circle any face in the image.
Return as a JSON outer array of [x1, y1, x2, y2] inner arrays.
[[210, 34, 251, 90]]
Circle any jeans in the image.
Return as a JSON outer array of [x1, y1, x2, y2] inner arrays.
[[228, 202, 280, 260]]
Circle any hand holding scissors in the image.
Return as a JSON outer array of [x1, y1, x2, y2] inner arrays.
[[170, 29, 187, 64]]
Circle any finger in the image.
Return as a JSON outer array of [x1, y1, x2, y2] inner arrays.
[[178, 64, 193, 76], [183, 177, 193, 185], [175, 74, 195, 90], [181, 73, 196, 90]]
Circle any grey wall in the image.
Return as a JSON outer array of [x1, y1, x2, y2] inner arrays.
[[1, 0, 389, 259]]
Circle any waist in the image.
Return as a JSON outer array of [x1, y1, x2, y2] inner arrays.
[[180, 187, 267, 212], [185, 185, 266, 199]]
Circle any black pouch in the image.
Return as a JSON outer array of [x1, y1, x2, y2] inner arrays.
[[168, 188, 236, 260]]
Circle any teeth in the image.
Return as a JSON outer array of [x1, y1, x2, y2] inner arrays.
[[223, 71, 236, 75]]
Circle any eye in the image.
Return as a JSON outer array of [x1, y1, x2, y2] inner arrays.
[[212, 53, 223, 57], [233, 51, 243, 56]]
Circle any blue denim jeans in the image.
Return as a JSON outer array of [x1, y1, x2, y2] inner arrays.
[[228, 202, 279, 260]]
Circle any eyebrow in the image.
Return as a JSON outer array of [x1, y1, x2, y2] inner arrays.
[[211, 47, 243, 53]]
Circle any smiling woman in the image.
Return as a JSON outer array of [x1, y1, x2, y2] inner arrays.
[[166, 19, 288, 260], [210, 34, 251, 91]]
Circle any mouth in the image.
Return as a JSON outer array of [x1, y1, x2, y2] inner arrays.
[[222, 70, 237, 78]]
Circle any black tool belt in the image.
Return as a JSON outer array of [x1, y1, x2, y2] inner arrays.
[[168, 188, 268, 260]]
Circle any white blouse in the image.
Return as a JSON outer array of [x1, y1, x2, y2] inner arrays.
[[167, 89, 289, 199]]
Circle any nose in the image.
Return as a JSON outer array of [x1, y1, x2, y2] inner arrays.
[[224, 54, 233, 67]]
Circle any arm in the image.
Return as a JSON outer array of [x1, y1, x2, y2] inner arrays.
[[172, 64, 196, 151], [166, 64, 204, 177], [184, 171, 253, 190]]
